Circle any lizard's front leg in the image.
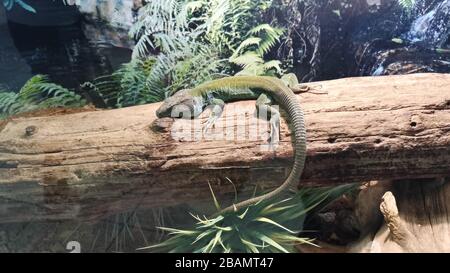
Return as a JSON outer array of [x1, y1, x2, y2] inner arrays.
[[256, 93, 280, 151], [203, 97, 225, 134]]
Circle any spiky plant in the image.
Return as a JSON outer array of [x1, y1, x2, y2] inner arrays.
[[139, 184, 356, 253], [0, 75, 86, 119]]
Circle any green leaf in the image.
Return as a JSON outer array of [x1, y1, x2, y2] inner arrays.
[[253, 231, 289, 253], [192, 229, 215, 244], [397, 0, 416, 10], [230, 52, 264, 67], [232, 37, 262, 58], [157, 227, 199, 236], [254, 217, 297, 234], [240, 237, 261, 253], [208, 182, 222, 211]]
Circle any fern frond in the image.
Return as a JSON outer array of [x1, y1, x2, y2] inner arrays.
[[0, 91, 21, 116], [248, 24, 284, 56], [231, 37, 262, 58], [168, 43, 225, 93], [127, 0, 280, 101], [229, 20, 284, 76], [18, 75, 85, 108], [0, 75, 86, 118], [114, 60, 154, 107], [397, 0, 416, 10], [248, 24, 280, 35], [262, 60, 283, 74], [130, 0, 197, 59], [230, 52, 264, 68], [17, 74, 48, 104]]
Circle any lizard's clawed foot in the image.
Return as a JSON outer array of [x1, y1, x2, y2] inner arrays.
[[265, 125, 280, 151], [255, 94, 281, 152], [203, 115, 219, 135], [265, 142, 279, 152], [202, 100, 225, 135]]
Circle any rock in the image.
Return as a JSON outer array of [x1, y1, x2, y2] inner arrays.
[[304, 192, 360, 246], [72, 0, 143, 48], [0, 7, 32, 90], [81, 21, 135, 49], [74, 0, 142, 30], [362, 46, 450, 75], [354, 0, 450, 76], [405, 0, 450, 48], [273, 0, 402, 81]]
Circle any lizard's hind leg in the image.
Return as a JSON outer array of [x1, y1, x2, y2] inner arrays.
[[256, 94, 280, 151], [203, 98, 225, 134]]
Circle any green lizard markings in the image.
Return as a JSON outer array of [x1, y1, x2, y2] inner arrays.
[[156, 75, 307, 215]]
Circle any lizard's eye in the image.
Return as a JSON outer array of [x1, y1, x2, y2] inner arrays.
[[172, 104, 193, 118]]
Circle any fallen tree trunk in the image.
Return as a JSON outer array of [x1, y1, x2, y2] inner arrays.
[[0, 73, 449, 223]]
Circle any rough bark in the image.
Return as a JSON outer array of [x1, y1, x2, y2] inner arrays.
[[0, 73, 449, 223]]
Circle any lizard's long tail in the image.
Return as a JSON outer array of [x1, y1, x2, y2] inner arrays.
[[195, 76, 307, 217]]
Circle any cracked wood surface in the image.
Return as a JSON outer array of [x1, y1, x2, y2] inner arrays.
[[0, 73, 449, 223]]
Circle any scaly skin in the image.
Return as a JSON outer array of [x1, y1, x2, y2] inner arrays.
[[156, 76, 307, 216]]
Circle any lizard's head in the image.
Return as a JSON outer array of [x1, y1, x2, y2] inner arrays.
[[156, 89, 202, 119]]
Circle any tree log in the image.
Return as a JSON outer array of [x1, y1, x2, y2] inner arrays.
[[0, 73, 449, 223]]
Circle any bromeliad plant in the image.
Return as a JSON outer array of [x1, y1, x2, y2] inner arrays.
[[139, 184, 355, 253]]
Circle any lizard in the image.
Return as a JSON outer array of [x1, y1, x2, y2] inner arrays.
[[156, 75, 311, 216]]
